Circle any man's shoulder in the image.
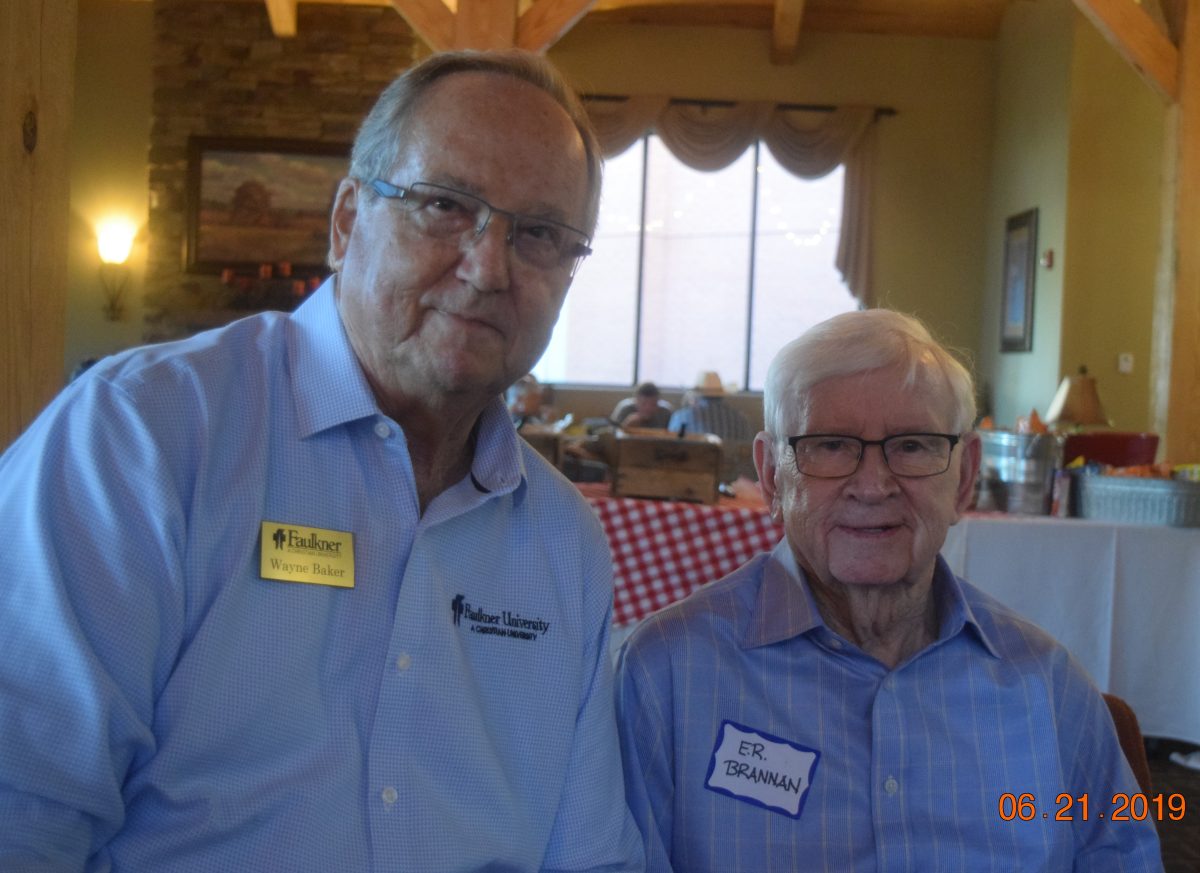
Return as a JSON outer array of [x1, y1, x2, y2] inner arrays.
[[91, 311, 291, 402], [957, 577, 1074, 669], [516, 442, 606, 533], [623, 555, 765, 661]]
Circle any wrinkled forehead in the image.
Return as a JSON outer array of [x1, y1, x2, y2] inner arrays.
[[783, 365, 959, 435]]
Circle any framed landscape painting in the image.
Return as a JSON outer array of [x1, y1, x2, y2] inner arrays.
[[185, 137, 350, 276]]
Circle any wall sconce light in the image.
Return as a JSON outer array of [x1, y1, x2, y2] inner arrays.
[[96, 217, 137, 321]]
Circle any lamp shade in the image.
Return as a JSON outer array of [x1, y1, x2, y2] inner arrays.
[[1045, 366, 1108, 428], [96, 217, 136, 265]]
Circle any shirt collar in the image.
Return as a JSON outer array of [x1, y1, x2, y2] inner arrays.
[[467, 397, 526, 497], [744, 541, 1001, 660], [286, 277, 380, 439]]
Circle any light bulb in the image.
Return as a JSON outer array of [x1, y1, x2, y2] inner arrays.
[[97, 217, 137, 265]]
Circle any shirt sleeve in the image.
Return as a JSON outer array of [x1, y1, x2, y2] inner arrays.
[[540, 540, 645, 873], [1061, 669, 1164, 872], [614, 627, 678, 873], [0, 375, 188, 869]]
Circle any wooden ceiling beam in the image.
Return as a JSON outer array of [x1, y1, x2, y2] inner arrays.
[[389, 0, 455, 50], [518, 0, 597, 52], [264, 0, 298, 36], [771, 0, 806, 64], [1073, 0, 1179, 102], [454, 0, 517, 49]]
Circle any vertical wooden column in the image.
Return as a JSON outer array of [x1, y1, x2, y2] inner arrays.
[[1, 0, 76, 450], [1167, 0, 1200, 459]]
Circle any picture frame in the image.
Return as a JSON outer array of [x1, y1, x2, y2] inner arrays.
[[184, 136, 350, 276], [1000, 208, 1038, 353]]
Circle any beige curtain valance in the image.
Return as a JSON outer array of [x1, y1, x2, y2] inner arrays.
[[583, 96, 881, 306]]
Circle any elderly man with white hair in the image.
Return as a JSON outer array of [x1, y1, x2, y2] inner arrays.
[[616, 309, 1162, 872]]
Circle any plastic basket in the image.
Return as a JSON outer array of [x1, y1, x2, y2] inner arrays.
[[1075, 475, 1200, 527]]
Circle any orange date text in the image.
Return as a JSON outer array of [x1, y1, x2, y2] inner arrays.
[[997, 792, 1186, 822]]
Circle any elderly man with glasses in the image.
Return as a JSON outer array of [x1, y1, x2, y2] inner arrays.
[[0, 51, 643, 871], [615, 309, 1161, 872]]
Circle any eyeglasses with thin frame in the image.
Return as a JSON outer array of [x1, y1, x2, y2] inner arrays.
[[368, 179, 592, 275], [786, 433, 961, 479]]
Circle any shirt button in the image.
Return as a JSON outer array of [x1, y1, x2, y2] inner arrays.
[[885, 776, 899, 796], [396, 652, 412, 671], [883, 676, 895, 691], [829, 638, 843, 650], [381, 786, 398, 805], [374, 422, 391, 439]]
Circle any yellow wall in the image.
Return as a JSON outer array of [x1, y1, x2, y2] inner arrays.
[[65, 0, 153, 377], [977, 0, 1074, 427], [1061, 15, 1167, 431], [979, 1, 1167, 432]]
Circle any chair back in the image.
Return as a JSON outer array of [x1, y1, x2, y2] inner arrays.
[[1103, 693, 1152, 793]]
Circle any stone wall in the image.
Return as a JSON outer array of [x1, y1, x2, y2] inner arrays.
[[145, 0, 416, 339]]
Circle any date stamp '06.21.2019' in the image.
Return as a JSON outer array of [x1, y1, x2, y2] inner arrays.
[[998, 792, 1187, 823]]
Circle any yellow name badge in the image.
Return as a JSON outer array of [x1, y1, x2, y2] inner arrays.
[[260, 522, 355, 588]]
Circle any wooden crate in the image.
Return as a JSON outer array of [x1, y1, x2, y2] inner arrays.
[[520, 428, 563, 468], [611, 433, 722, 504]]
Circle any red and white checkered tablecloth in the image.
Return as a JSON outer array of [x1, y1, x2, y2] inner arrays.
[[577, 484, 784, 627]]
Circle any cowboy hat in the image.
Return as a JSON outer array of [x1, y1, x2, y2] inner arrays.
[[693, 370, 725, 397]]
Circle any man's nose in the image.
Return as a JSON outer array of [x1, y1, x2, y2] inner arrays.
[[847, 444, 898, 494], [458, 212, 513, 292]]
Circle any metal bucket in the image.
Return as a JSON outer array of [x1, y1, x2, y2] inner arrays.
[[977, 430, 1063, 515]]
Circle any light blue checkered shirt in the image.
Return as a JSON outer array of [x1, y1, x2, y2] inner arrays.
[[616, 539, 1162, 872], [0, 281, 642, 872]]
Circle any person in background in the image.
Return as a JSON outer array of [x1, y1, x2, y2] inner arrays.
[[0, 50, 643, 872], [507, 372, 545, 428], [616, 309, 1161, 871], [612, 381, 672, 429], [667, 369, 753, 442]]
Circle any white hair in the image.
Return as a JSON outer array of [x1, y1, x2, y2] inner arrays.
[[762, 309, 977, 443]]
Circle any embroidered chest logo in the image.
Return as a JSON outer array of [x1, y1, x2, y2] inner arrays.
[[450, 593, 550, 642]]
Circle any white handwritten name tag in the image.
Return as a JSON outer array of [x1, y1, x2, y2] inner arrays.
[[705, 720, 819, 818]]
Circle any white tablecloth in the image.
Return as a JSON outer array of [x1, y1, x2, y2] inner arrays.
[[943, 513, 1200, 745]]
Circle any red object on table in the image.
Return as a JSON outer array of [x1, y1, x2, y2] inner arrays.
[[577, 483, 783, 627], [1061, 432, 1159, 467]]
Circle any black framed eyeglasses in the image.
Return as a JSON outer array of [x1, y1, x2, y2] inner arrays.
[[786, 432, 961, 479], [368, 179, 592, 275]]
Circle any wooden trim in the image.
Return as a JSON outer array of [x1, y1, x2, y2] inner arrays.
[[1167, 0, 1200, 459], [1073, 0, 1179, 102], [264, 0, 298, 36], [1, 0, 73, 450], [770, 0, 806, 65], [454, 0, 516, 49], [518, 0, 596, 52], [389, 0, 455, 51]]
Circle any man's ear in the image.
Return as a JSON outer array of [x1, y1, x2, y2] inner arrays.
[[753, 431, 783, 521], [953, 431, 982, 517], [328, 178, 360, 271]]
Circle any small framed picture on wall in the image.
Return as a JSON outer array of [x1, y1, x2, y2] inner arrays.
[[1000, 208, 1038, 353]]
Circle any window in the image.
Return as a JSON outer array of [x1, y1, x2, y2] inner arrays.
[[533, 134, 857, 391]]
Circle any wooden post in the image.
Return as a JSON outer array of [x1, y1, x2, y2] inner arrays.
[[1166, 0, 1200, 459], [1, 0, 76, 450]]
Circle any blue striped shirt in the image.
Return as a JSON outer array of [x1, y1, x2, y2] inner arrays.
[[616, 540, 1162, 872], [0, 281, 643, 872]]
